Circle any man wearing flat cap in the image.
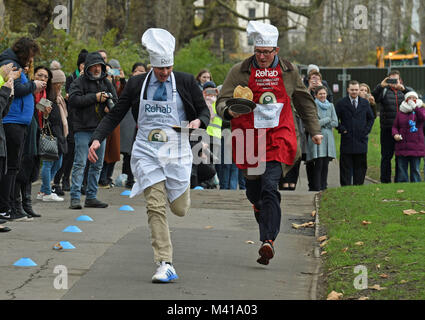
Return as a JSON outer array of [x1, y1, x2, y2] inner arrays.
[[217, 21, 322, 266], [88, 28, 210, 283]]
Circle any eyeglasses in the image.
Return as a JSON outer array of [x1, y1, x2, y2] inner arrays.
[[254, 48, 275, 56]]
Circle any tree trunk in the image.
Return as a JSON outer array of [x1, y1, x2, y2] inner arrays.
[[203, 0, 238, 59], [4, 0, 52, 37], [269, 4, 289, 56], [0, 0, 5, 32], [420, 0, 425, 54], [71, 0, 107, 41]]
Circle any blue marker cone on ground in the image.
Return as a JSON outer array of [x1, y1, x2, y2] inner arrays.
[[14, 258, 37, 267], [194, 186, 204, 190], [76, 215, 93, 222], [63, 226, 82, 233], [53, 241, 76, 250], [120, 205, 134, 212], [121, 190, 131, 196], [60, 241, 76, 250]]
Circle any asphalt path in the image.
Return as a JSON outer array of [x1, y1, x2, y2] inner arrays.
[[0, 160, 341, 300]]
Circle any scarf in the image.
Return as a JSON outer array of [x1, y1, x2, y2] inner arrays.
[[56, 94, 69, 138], [315, 98, 331, 111]]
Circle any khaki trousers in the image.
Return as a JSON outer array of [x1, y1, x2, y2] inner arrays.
[[143, 181, 191, 263]]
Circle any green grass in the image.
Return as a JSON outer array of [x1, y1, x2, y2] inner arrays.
[[333, 117, 425, 181], [319, 183, 425, 300]]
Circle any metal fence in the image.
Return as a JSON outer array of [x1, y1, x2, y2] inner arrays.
[[298, 65, 425, 102]]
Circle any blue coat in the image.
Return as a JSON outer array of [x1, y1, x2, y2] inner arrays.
[[306, 101, 338, 161], [335, 96, 375, 154], [0, 48, 35, 125]]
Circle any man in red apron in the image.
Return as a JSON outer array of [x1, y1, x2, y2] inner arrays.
[[217, 21, 323, 265]]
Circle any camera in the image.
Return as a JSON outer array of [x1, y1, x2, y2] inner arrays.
[[104, 92, 115, 110], [386, 78, 398, 85]]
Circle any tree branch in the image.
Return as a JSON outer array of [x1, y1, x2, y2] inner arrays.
[[216, 0, 267, 21], [193, 23, 246, 36], [263, 0, 324, 18]]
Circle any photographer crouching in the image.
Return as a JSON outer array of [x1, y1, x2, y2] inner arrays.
[[68, 51, 118, 209]]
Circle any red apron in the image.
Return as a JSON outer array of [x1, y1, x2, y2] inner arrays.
[[231, 64, 297, 169]]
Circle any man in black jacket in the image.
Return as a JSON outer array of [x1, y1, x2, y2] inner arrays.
[[336, 80, 375, 186], [68, 52, 118, 210], [88, 28, 210, 283], [372, 70, 412, 183]]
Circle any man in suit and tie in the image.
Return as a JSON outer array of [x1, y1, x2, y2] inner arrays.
[[335, 80, 375, 186]]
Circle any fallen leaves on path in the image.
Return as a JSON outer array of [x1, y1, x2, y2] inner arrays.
[[379, 274, 389, 279], [362, 220, 372, 225], [317, 235, 327, 242], [369, 284, 387, 291], [320, 240, 328, 248], [245, 240, 255, 244], [403, 209, 419, 216], [397, 190, 405, 194], [321, 251, 327, 256], [358, 296, 369, 300], [292, 222, 315, 229], [342, 247, 349, 253], [327, 291, 343, 300], [355, 241, 364, 246], [311, 210, 316, 218]]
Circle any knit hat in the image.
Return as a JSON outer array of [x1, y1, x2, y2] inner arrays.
[[404, 91, 419, 101], [109, 59, 121, 69], [203, 81, 217, 90], [77, 49, 89, 68], [50, 61, 66, 84], [307, 64, 320, 75]]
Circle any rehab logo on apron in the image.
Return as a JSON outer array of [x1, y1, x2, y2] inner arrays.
[[231, 63, 297, 168]]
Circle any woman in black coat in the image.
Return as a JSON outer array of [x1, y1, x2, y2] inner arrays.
[[38, 65, 68, 202]]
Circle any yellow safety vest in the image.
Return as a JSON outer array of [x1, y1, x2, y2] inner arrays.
[[206, 102, 222, 139]]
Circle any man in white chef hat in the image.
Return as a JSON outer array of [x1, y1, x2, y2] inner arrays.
[[216, 21, 322, 266], [88, 28, 210, 283]]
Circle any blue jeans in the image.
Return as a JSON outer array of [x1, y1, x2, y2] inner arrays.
[[70, 131, 106, 200], [397, 156, 422, 183], [40, 155, 63, 195], [216, 163, 238, 190]]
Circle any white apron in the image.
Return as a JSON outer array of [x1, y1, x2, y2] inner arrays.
[[253, 103, 284, 129], [130, 71, 192, 202]]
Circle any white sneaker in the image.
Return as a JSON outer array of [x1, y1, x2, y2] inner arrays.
[[37, 192, 46, 200], [42, 193, 64, 202], [152, 262, 179, 283]]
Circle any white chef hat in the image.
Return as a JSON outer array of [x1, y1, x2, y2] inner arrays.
[[142, 28, 175, 67], [247, 21, 279, 47]]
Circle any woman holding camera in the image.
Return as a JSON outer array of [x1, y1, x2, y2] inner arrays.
[[37, 61, 68, 202]]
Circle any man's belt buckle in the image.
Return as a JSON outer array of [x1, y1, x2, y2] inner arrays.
[[148, 129, 168, 142]]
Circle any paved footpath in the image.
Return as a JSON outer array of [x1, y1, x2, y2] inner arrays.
[[0, 161, 340, 300]]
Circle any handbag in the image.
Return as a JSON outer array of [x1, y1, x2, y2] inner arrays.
[[39, 120, 59, 161]]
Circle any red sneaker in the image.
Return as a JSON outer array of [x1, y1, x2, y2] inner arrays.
[[257, 240, 275, 265]]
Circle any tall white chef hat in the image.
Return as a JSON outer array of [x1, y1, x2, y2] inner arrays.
[[247, 21, 279, 47], [142, 28, 175, 68]]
